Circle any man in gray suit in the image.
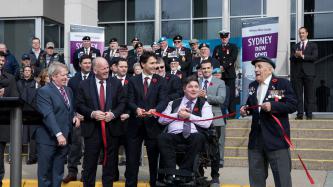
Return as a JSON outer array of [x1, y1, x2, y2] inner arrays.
[[36, 62, 80, 187], [198, 60, 226, 186]]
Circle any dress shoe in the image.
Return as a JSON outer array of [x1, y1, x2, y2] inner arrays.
[[163, 175, 174, 185], [63, 174, 77, 183], [26, 158, 37, 165], [295, 116, 303, 120]]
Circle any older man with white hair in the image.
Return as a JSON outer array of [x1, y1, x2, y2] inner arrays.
[[240, 56, 297, 187]]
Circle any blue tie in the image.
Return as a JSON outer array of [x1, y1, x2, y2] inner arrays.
[[182, 100, 193, 138]]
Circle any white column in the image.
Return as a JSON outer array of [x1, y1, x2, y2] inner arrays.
[[222, 0, 230, 31], [267, 0, 290, 76], [64, 0, 98, 73], [154, 0, 161, 41], [35, 17, 43, 45], [296, 0, 304, 43]]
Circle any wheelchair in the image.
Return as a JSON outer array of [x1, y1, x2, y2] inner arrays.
[[156, 126, 219, 187]]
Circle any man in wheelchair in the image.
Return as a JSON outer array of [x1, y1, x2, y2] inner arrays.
[[157, 76, 213, 186]]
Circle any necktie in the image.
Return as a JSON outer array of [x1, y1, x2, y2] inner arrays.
[[59, 87, 70, 108], [85, 49, 88, 55], [119, 78, 124, 86], [99, 80, 105, 111], [83, 75, 87, 80], [203, 80, 209, 92], [183, 100, 193, 138], [301, 42, 305, 53], [172, 71, 175, 75], [143, 77, 150, 97]]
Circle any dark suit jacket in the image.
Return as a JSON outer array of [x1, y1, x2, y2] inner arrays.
[[103, 48, 119, 66], [0, 71, 19, 142], [290, 41, 318, 77], [188, 56, 220, 75], [35, 83, 75, 145], [127, 55, 140, 75], [155, 47, 175, 71], [213, 43, 238, 79], [73, 47, 101, 72], [245, 76, 297, 151], [68, 71, 94, 99], [164, 73, 183, 101], [175, 47, 192, 77], [76, 76, 126, 138], [127, 74, 168, 139]]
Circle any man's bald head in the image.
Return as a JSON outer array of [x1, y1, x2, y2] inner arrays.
[[93, 57, 109, 80], [0, 43, 7, 53]]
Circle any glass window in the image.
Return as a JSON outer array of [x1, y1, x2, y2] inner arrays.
[[193, 19, 222, 39], [44, 19, 61, 48], [291, 0, 296, 13], [127, 0, 155, 20], [230, 18, 243, 38], [0, 19, 35, 59], [98, 0, 125, 22], [193, 0, 222, 18], [305, 13, 333, 39], [231, 0, 262, 16], [127, 22, 154, 45], [162, 0, 191, 19], [305, 0, 333, 12], [162, 20, 190, 39], [99, 23, 125, 46], [290, 14, 296, 40], [60, 26, 64, 48]]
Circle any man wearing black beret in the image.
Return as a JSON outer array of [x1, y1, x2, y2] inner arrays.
[[72, 36, 101, 72], [240, 56, 297, 187]]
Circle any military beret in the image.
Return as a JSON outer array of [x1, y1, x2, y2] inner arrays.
[[82, 36, 91, 41], [21, 54, 30, 60], [173, 35, 183, 41], [212, 68, 222, 74], [251, 56, 276, 69], [158, 37, 167, 43], [134, 42, 143, 49], [119, 44, 128, 50], [189, 39, 199, 44], [151, 42, 158, 47], [131, 37, 140, 42], [170, 57, 180, 62], [109, 38, 118, 43], [199, 43, 210, 49]]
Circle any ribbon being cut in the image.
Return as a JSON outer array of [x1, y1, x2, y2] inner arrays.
[[151, 104, 315, 185]]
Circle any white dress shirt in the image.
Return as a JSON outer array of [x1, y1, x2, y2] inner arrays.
[[95, 77, 106, 100], [81, 72, 90, 80], [257, 75, 272, 111], [158, 97, 213, 134], [142, 73, 153, 86]]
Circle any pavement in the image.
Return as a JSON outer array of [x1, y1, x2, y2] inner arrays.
[[3, 163, 332, 187]]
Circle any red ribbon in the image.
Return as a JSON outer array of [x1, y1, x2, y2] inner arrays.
[[101, 120, 107, 166], [152, 104, 315, 185]]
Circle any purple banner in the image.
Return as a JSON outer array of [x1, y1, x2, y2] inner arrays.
[[242, 33, 278, 61], [70, 41, 104, 64]]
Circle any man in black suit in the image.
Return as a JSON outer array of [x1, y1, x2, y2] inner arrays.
[[63, 54, 93, 183], [103, 38, 119, 66], [189, 43, 220, 76], [126, 51, 168, 187], [72, 36, 101, 72], [290, 27, 318, 120], [155, 37, 175, 71], [127, 42, 144, 75], [213, 30, 239, 115], [156, 57, 183, 101], [128, 37, 140, 58], [173, 35, 192, 77], [35, 62, 80, 187], [168, 57, 184, 80], [240, 56, 297, 187], [76, 57, 126, 187], [0, 51, 19, 187], [28, 37, 46, 76]]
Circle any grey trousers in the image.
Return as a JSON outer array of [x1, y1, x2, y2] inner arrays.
[[248, 144, 292, 187]]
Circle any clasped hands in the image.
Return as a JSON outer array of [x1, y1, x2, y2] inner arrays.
[[92, 110, 115, 122], [136, 108, 156, 118], [294, 50, 304, 59]]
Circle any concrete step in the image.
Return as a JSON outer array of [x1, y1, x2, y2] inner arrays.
[[224, 156, 333, 170], [226, 127, 333, 138], [224, 147, 333, 160], [225, 136, 333, 149]]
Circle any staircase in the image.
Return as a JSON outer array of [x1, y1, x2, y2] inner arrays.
[[224, 119, 333, 170]]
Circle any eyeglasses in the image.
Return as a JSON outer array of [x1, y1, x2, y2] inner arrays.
[[174, 41, 181, 44], [156, 66, 165, 70]]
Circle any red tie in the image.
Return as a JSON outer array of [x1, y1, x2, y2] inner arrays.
[[144, 77, 149, 97], [99, 80, 107, 166]]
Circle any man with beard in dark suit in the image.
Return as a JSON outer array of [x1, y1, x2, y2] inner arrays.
[[125, 51, 168, 187], [73, 36, 101, 72], [76, 57, 126, 187], [290, 27, 318, 120]]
